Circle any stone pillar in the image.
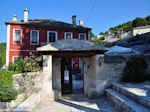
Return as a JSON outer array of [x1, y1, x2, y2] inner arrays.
[[84, 56, 97, 98], [40, 55, 55, 101], [84, 55, 105, 98], [52, 58, 61, 100]]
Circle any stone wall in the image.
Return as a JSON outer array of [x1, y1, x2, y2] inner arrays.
[[86, 54, 150, 97], [13, 72, 40, 96], [7, 72, 42, 109], [83, 55, 126, 98]]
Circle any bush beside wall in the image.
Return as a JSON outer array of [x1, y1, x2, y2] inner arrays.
[[121, 56, 149, 82], [8, 56, 42, 73], [0, 70, 18, 102], [0, 70, 14, 87], [0, 84, 17, 102]]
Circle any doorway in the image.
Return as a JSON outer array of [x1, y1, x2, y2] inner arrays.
[[61, 57, 84, 95]]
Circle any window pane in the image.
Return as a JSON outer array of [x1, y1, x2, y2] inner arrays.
[[79, 34, 86, 40], [49, 32, 56, 42], [31, 31, 38, 43], [14, 57, 20, 63], [65, 33, 72, 39], [14, 30, 21, 42]]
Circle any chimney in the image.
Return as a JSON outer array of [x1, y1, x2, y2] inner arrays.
[[24, 8, 29, 22], [79, 20, 84, 26], [13, 14, 17, 21], [72, 15, 76, 27]]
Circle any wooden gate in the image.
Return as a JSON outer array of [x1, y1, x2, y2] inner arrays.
[[61, 58, 73, 95]]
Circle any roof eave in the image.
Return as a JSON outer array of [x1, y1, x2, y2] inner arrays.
[[5, 21, 92, 30]]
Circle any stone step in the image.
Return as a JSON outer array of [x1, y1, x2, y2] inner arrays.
[[106, 89, 150, 112], [112, 83, 150, 108]]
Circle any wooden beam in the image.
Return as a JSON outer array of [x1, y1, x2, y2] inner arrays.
[[38, 50, 105, 57]]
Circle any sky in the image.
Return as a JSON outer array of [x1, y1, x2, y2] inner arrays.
[[0, 0, 150, 43]]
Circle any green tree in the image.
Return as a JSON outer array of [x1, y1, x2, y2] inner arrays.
[[122, 57, 148, 82], [146, 15, 150, 25], [89, 31, 95, 38], [0, 43, 6, 68], [132, 17, 147, 27], [99, 32, 105, 35]]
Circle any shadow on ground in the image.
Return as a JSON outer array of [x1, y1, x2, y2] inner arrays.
[[57, 99, 100, 112]]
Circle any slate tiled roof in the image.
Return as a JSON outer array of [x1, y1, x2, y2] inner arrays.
[[37, 39, 107, 51], [6, 19, 91, 30]]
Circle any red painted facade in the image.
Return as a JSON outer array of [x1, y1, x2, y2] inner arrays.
[[8, 24, 89, 64]]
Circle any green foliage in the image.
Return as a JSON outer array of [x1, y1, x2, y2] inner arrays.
[[8, 59, 25, 73], [117, 35, 122, 39], [106, 15, 150, 34], [0, 43, 6, 68], [24, 56, 43, 72], [92, 38, 106, 45], [0, 84, 17, 102], [89, 31, 95, 38], [0, 70, 17, 102], [0, 70, 14, 87], [132, 17, 147, 27], [99, 32, 105, 35], [8, 56, 43, 73], [122, 57, 148, 82], [146, 15, 150, 25]]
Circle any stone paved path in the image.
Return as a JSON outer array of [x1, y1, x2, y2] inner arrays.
[[34, 94, 117, 112]]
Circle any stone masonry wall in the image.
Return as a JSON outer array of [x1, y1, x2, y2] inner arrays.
[[89, 54, 150, 97], [13, 72, 39, 96]]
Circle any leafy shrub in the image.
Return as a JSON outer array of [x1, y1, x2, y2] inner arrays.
[[8, 56, 42, 73], [0, 84, 17, 102], [8, 59, 25, 73], [121, 57, 148, 82], [0, 43, 6, 68], [0, 70, 17, 102], [24, 56, 42, 72], [92, 38, 107, 45], [0, 70, 14, 87]]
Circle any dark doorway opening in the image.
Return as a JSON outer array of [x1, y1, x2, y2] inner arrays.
[[61, 57, 84, 95]]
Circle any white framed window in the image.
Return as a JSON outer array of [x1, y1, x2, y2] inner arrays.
[[64, 32, 73, 39], [47, 31, 58, 43], [78, 33, 86, 40], [30, 30, 39, 45], [12, 56, 20, 63], [13, 29, 22, 44]]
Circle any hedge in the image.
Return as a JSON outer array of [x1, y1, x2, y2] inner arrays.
[[0, 70, 14, 87]]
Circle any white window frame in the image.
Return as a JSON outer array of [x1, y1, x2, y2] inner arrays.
[[47, 31, 58, 43], [64, 32, 73, 39], [30, 30, 39, 45], [13, 29, 22, 44], [12, 56, 20, 64], [78, 33, 86, 40]]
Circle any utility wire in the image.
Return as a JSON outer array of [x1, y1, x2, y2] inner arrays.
[[86, 0, 98, 23]]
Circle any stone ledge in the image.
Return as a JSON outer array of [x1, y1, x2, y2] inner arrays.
[[13, 93, 40, 112]]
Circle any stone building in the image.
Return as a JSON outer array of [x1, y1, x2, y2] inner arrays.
[[133, 25, 150, 36], [36, 39, 107, 100]]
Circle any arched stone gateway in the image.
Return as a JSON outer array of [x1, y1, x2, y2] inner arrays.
[[36, 39, 107, 100]]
